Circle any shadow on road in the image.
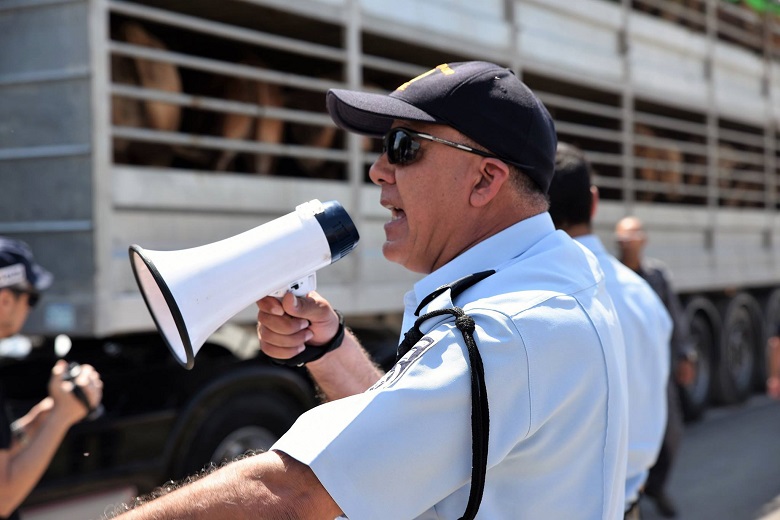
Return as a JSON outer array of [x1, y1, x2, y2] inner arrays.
[[641, 395, 780, 520]]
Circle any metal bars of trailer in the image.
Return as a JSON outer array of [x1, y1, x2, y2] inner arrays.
[[99, 0, 780, 212], [107, 0, 352, 179]]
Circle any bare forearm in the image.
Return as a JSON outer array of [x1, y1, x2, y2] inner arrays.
[[114, 451, 340, 520], [256, 293, 385, 401], [13, 398, 53, 440], [118, 463, 265, 520], [0, 409, 72, 515], [306, 331, 384, 401]]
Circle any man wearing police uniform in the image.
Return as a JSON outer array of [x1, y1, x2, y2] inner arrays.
[[116, 61, 628, 520], [548, 144, 672, 519]]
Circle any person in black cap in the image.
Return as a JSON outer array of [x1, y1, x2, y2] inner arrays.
[[112, 62, 628, 520], [0, 237, 103, 520]]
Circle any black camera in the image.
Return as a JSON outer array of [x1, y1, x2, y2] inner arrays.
[[63, 362, 104, 421]]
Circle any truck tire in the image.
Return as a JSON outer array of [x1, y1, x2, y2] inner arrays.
[[679, 299, 718, 421], [173, 392, 306, 478], [712, 293, 762, 405]]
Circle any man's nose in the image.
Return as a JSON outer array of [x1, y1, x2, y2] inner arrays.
[[368, 154, 396, 186]]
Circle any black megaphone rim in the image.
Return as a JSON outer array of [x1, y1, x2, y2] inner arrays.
[[128, 245, 195, 370]]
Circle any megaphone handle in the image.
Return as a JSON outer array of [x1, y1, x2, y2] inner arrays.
[[269, 310, 346, 367]]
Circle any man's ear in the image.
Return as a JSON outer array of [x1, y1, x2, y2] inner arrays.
[[590, 185, 600, 220], [470, 158, 511, 207]]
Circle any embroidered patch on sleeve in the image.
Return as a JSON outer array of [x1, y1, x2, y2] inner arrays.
[[369, 336, 435, 391]]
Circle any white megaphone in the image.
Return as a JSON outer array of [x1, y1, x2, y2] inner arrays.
[[128, 199, 359, 369]]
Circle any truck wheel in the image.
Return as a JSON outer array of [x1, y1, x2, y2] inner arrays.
[[712, 294, 761, 405], [173, 392, 305, 478], [679, 310, 714, 421]]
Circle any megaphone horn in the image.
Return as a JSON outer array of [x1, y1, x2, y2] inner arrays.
[[128, 199, 359, 369]]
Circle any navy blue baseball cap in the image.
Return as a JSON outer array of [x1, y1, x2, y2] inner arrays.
[[0, 237, 53, 291], [326, 61, 557, 192]]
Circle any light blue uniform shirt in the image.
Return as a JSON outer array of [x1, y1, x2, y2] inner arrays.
[[273, 213, 629, 519], [576, 235, 672, 507]]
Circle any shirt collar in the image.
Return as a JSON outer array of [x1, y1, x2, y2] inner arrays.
[[574, 234, 608, 257], [411, 212, 557, 307]]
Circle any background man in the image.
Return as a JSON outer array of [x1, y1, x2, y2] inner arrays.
[[547, 143, 672, 520], [0, 237, 103, 520], [615, 215, 698, 518], [767, 327, 780, 399], [113, 61, 628, 520]]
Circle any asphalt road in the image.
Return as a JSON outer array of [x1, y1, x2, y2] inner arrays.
[[641, 394, 780, 520]]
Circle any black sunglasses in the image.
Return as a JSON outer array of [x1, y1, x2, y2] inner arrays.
[[10, 288, 40, 308], [382, 127, 508, 166]]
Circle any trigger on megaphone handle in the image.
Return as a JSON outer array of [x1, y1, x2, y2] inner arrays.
[[270, 273, 317, 299]]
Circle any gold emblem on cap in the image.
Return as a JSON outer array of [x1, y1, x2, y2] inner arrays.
[[396, 63, 455, 91]]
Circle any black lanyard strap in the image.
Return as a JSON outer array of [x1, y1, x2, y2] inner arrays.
[[396, 270, 495, 520], [414, 270, 496, 317], [398, 269, 495, 359]]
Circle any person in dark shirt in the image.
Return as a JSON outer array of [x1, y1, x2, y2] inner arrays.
[[767, 324, 780, 400], [0, 237, 103, 519], [615, 216, 697, 519]]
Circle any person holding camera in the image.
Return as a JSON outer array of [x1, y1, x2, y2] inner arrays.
[[113, 61, 628, 520], [0, 237, 103, 520]]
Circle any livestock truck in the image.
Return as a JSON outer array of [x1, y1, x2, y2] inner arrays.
[[1, 0, 779, 516]]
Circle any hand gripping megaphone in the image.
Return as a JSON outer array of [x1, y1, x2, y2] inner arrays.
[[128, 199, 359, 369]]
